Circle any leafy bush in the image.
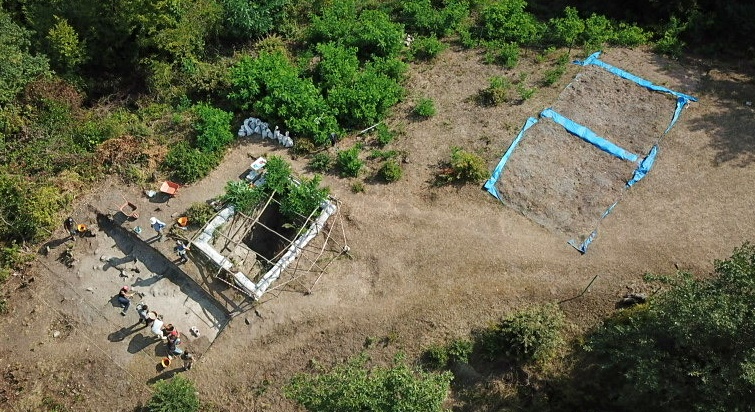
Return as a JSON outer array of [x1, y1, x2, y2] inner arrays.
[[581, 13, 613, 52], [610, 22, 652, 46], [191, 103, 234, 153], [308, 153, 332, 172], [336, 146, 364, 178], [447, 338, 473, 364], [0, 10, 50, 105], [262, 155, 293, 194], [547, 6, 585, 49], [375, 123, 395, 146], [439, 147, 488, 183], [351, 181, 365, 193], [423, 344, 450, 369], [482, 304, 565, 364], [280, 175, 330, 222], [568, 243, 755, 411], [413, 98, 436, 118], [516, 75, 536, 101], [163, 142, 221, 183], [219, 0, 288, 41], [477, 0, 544, 45], [483, 41, 519, 68], [185, 202, 216, 226], [219, 181, 264, 214], [654, 16, 687, 57], [542, 65, 566, 86], [378, 160, 403, 182], [229, 52, 340, 145], [410, 36, 447, 61], [148, 375, 200, 412], [285, 353, 452, 412], [400, 0, 469, 37], [481, 76, 512, 106], [0, 172, 64, 243], [308, 0, 405, 59]]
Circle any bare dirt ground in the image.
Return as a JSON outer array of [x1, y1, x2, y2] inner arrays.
[[1, 46, 755, 411]]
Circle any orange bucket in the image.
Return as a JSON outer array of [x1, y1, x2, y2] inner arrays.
[[161, 357, 171, 368], [177, 216, 189, 227]]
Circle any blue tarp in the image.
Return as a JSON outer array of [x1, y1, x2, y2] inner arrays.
[[627, 145, 658, 187], [575, 52, 698, 104], [486, 51, 697, 254], [484, 117, 538, 200], [540, 108, 639, 163]]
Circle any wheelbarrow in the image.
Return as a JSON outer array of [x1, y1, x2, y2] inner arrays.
[[159, 181, 180, 203], [118, 197, 139, 220]]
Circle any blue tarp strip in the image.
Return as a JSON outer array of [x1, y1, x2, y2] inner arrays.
[[484, 117, 539, 200], [627, 145, 658, 187], [665, 97, 691, 134], [540, 108, 640, 163], [568, 200, 619, 253], [575, 51, 698, 103]]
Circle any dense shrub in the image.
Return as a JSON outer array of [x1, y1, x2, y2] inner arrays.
[[148, 375, 200, 412], [413, 98, 436, 118], [336, 145, 364, 178], [399, 0, 469, 37], [477, 0, 544, 45], [190, 103, 234, 153], [285, 353, 452, 412], [378, 160, 403, 182], [439, 147, 487, 183], [229, 52, 340, 145], [482, 76, 512, 106], [309, 0, 405, 59], [262, 155, 293, 194], [163, 142, 221, 183], [316, 43, 404, 128], [423, 344, 450, 369], [219, 180, 264, 214], [185, 202, 216, 226], [219, 0, 288, 40], [308, 153, 332, 172], [483, 41, 519, 68], [375, 123, 395, 146], [0, 9, 50, 105], [280, 174, 330, 222], [481, 304, 566, 364], [410, 35, 447, 61], [654, 16, 687, 57], [547, 6, 585, 49], [567, 243, 755, 411], [0, 172, 64, 243]]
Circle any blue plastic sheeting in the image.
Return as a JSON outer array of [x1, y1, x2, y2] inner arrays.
[[627, 145, 658, 187], [666, 96, 692, 134], [484, 116, 539, 200], [575, 52, 698, 104], [540, 108, 639, 163], [568, 200, 619, 253]]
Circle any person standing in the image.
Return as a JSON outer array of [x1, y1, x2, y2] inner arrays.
[[117, 286, 134, 316], [181, 352, 194, 371], [149, 217, 166, 240], [175, 241, 190, 263], [64, 217, 77, 241]]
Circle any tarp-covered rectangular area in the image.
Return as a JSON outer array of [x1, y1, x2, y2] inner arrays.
[[484, 52, 696, 253]]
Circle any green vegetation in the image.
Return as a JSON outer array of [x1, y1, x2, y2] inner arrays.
[[285, 353, 452, 411], [480, 303, 566, 364], [410, 35, 447, 61], [413, 97, 436, 118], [438, 147, 488, 184], [185, 202, 216, 227], [308, 153, 332, 173], [378, 160, 403, 182], [336, 146, 364, 178], [148, 375, 200, 412]]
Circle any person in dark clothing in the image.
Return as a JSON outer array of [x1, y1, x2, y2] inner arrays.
[[117, 286, 134, 316], [64, 217, 77, 240]]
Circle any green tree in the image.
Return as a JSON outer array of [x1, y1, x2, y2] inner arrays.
[[548, 6, 585, 51], [285, 353, 452, 412], [219, 0, 289, 40], [571, 243, 755, 411], [46, 16, 87, 73], [478, 0, 544, 45], [148, 375, 200, 412], [481, 303, 566, 364], [0, 9, 49, 105], [191, 103, 234, 153]]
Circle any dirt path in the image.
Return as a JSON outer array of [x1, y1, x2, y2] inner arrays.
[[1, 47, 754, 411]]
